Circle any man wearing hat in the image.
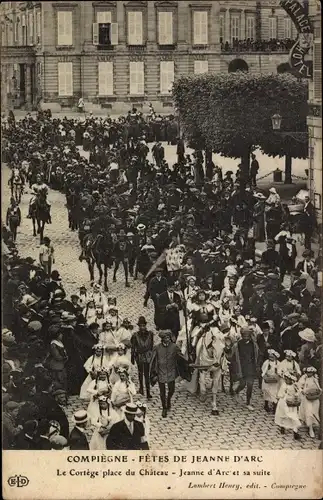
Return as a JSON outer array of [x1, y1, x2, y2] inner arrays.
[[280, 313, 302, 354], [69, 410, 89, 450], [145, 268, 168, 325], [106, 403, 149, 450], [261, 240, 280, 270], [156, 283, 181, 340], [3, 401, 22, 449], [131, 317, 154, 399], [13, 420, 39, 450], [298, 328, 317, 371]]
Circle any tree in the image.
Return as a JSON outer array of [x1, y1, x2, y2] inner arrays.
[[172, 73, 308, 183]]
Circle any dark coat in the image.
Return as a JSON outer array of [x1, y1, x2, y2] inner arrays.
[[230, 339, 259, 382], [149, 342, 191, 385], [147, 276, 168, 303], [106, 419, 148, 450], [13, 433, 38, 450], [156, 291, 181, 334], [69, 426, 89, 450], [35, 436, 52, 450], [31, 392, 69, 438]]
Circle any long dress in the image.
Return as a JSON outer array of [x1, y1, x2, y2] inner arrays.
[[298, 375, 321, 427], [79, 354, 105, 400], [111, 379, 136, 421], [87, 379, 111, 424], [89, 406, 119, 450], [261, 359, 279, 403], [277, 359, 301, 387], [274, 382, 301, 430]]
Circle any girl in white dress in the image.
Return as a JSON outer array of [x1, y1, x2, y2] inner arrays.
[[278, 350, 301, 386], [109, 344, 135, 385], [80, 344, 105, 400], [261, 349, 280, 413], [298, 366, 321, 438], [274, 373, 302, 440], [87, 368, 111, 424], [83, 299, 98, 326], [89, 395, 119, 450], [135, 402, 150, 442], [111, 367, 136, 421]]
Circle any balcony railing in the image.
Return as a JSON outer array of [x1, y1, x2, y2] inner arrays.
[[220, 38, 297, 53]]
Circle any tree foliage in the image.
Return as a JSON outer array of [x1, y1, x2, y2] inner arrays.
[[172, 73, 308, 160]]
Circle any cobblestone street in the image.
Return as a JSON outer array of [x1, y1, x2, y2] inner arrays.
[[2, 161, 318, 451]]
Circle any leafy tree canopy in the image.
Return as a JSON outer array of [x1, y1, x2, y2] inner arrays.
[[173, 73, 308, 160]]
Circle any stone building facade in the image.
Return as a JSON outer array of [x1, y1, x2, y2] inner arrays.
[[1, 0, 298, 114], [307, 0, 322, 223]]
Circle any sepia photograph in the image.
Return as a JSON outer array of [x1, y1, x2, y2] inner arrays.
[[1, 0, 322, 472]]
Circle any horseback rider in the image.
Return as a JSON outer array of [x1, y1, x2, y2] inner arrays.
[[27, 174, 52, 223], [8, 165, 25, 200]]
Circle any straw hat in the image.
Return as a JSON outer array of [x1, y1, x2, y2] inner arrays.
[[299, 328, 316, 343]]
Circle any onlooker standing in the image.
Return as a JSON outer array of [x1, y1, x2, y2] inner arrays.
[[250, 153, 259, 187], [232, 327, 259, 410], [3, 401, 22, 449], [39, 236, 55, 276], [303, 195, 316, 250], [69, 410, 89, 450], [106, 403, 149, 450], [131, 316, 153, 399]]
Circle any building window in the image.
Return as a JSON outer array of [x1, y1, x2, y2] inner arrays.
[[21, 13, 26, 45], [28, 11, 34, 45], [269, 17, 277, 39], [57, 10, 73, 46], [14, 18, 19, 44], [58, 62, 73, 96], [194, 60, 208, 74], [36, 11, 41, 43], [158, 11, 173, 45], [231, 14, 240, 42], [313, 41, 322, 101], [98, 61, 113, 96], [97, 11, 111, 24], [246, 15, 255, 40], [129, 61, 144, 95], [283, 17, 292, 39], [128, 11, 143, 45], [160, 61, 174, 94], [193, 11, 208, 45], [219, 14, 225, 43]]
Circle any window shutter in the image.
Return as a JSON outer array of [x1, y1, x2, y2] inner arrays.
[[219, 14, 225, 41], [284, 17, 291, 38], [58, 62, 73, 96], [97, 11, 111, 24], [160, 61, 174, 94], [246, 16, 255, 40], [93, 23, 99, 44], [128, 11, 143, 45], [231, 15, 240, 41], [313, 41, 322, 100], [194, 60, 208, 74], [57, 11, 72, 46], [200, 11, 208, 44], [36, 10, 41, 43], [110, 23, 118, 45], [137, 61, 144, 94], [28, 11, 34, 44], [98, 61, 113, 95], [269, 17, 277, 39], [129, 61, 144, 94], [193, 11, 201, 44], [158, 11, 173, 45]]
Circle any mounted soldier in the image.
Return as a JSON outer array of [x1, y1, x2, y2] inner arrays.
[[27, 174, 51, 224]]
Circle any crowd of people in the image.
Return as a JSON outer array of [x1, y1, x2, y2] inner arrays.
[[2, 108, 322, 451], [221, 38, 297, 53]]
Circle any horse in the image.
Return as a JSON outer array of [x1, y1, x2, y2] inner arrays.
[[30, 193, 48, 243], [66, 191, 81, 231], [91, 231, 114, 291], [79, 233, 96, 282], [9, 168, 25, 203]]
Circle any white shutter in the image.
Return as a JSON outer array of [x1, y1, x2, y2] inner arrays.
[[219, 14, 225, 41], [28, 11, 34, 44], [128, 11, 143, 45], [269, 17, 277, 39], [194, 60, 208, 74], [160, 61, 174, 94], [93, 23, 99, 45], [57, 11, 72, 46], [246, 16, 255, 40], [58, 62, 73, 96], [36, 10, 41, 42], [110, 23, 118, 45], [284, 17, 291, 38], [193, 11, 208, 45], [96, 11, 111, 24], [158, 11, 173, 45], [21, 14, 26, 27], [98, 61, 113, 96], [231, 15, 240, 42], [313, 41, 321, 101], [129, 61, 144, 95]]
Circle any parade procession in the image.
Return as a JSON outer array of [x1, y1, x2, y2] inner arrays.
[[2, 106, 322, 452]]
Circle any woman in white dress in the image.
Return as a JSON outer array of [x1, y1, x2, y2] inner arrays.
[[105, 306, 123, 330], [298, 366, 321, 438], [274, 373, 302, 440], [111, 367, 136, 421], [80, 344, 105, 400], [109, 344, 135, 385], [89, 395, 119, 450], [82, 299, 98, 326], [278, 350, 301, 386], [261, 349, 280, 413], [87, 368, 111, 424], [135, 402, 150, 442]]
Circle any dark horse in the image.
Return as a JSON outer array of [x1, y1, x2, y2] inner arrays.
[[80, 231, 114, 291], [30, 193, 48, 243]]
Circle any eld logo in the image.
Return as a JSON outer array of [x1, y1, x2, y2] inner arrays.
[[8, 475, 29, 488]]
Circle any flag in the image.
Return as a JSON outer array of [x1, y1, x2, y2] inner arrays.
[[165, 246, 185, 271], [145, 250, 166, 281]]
